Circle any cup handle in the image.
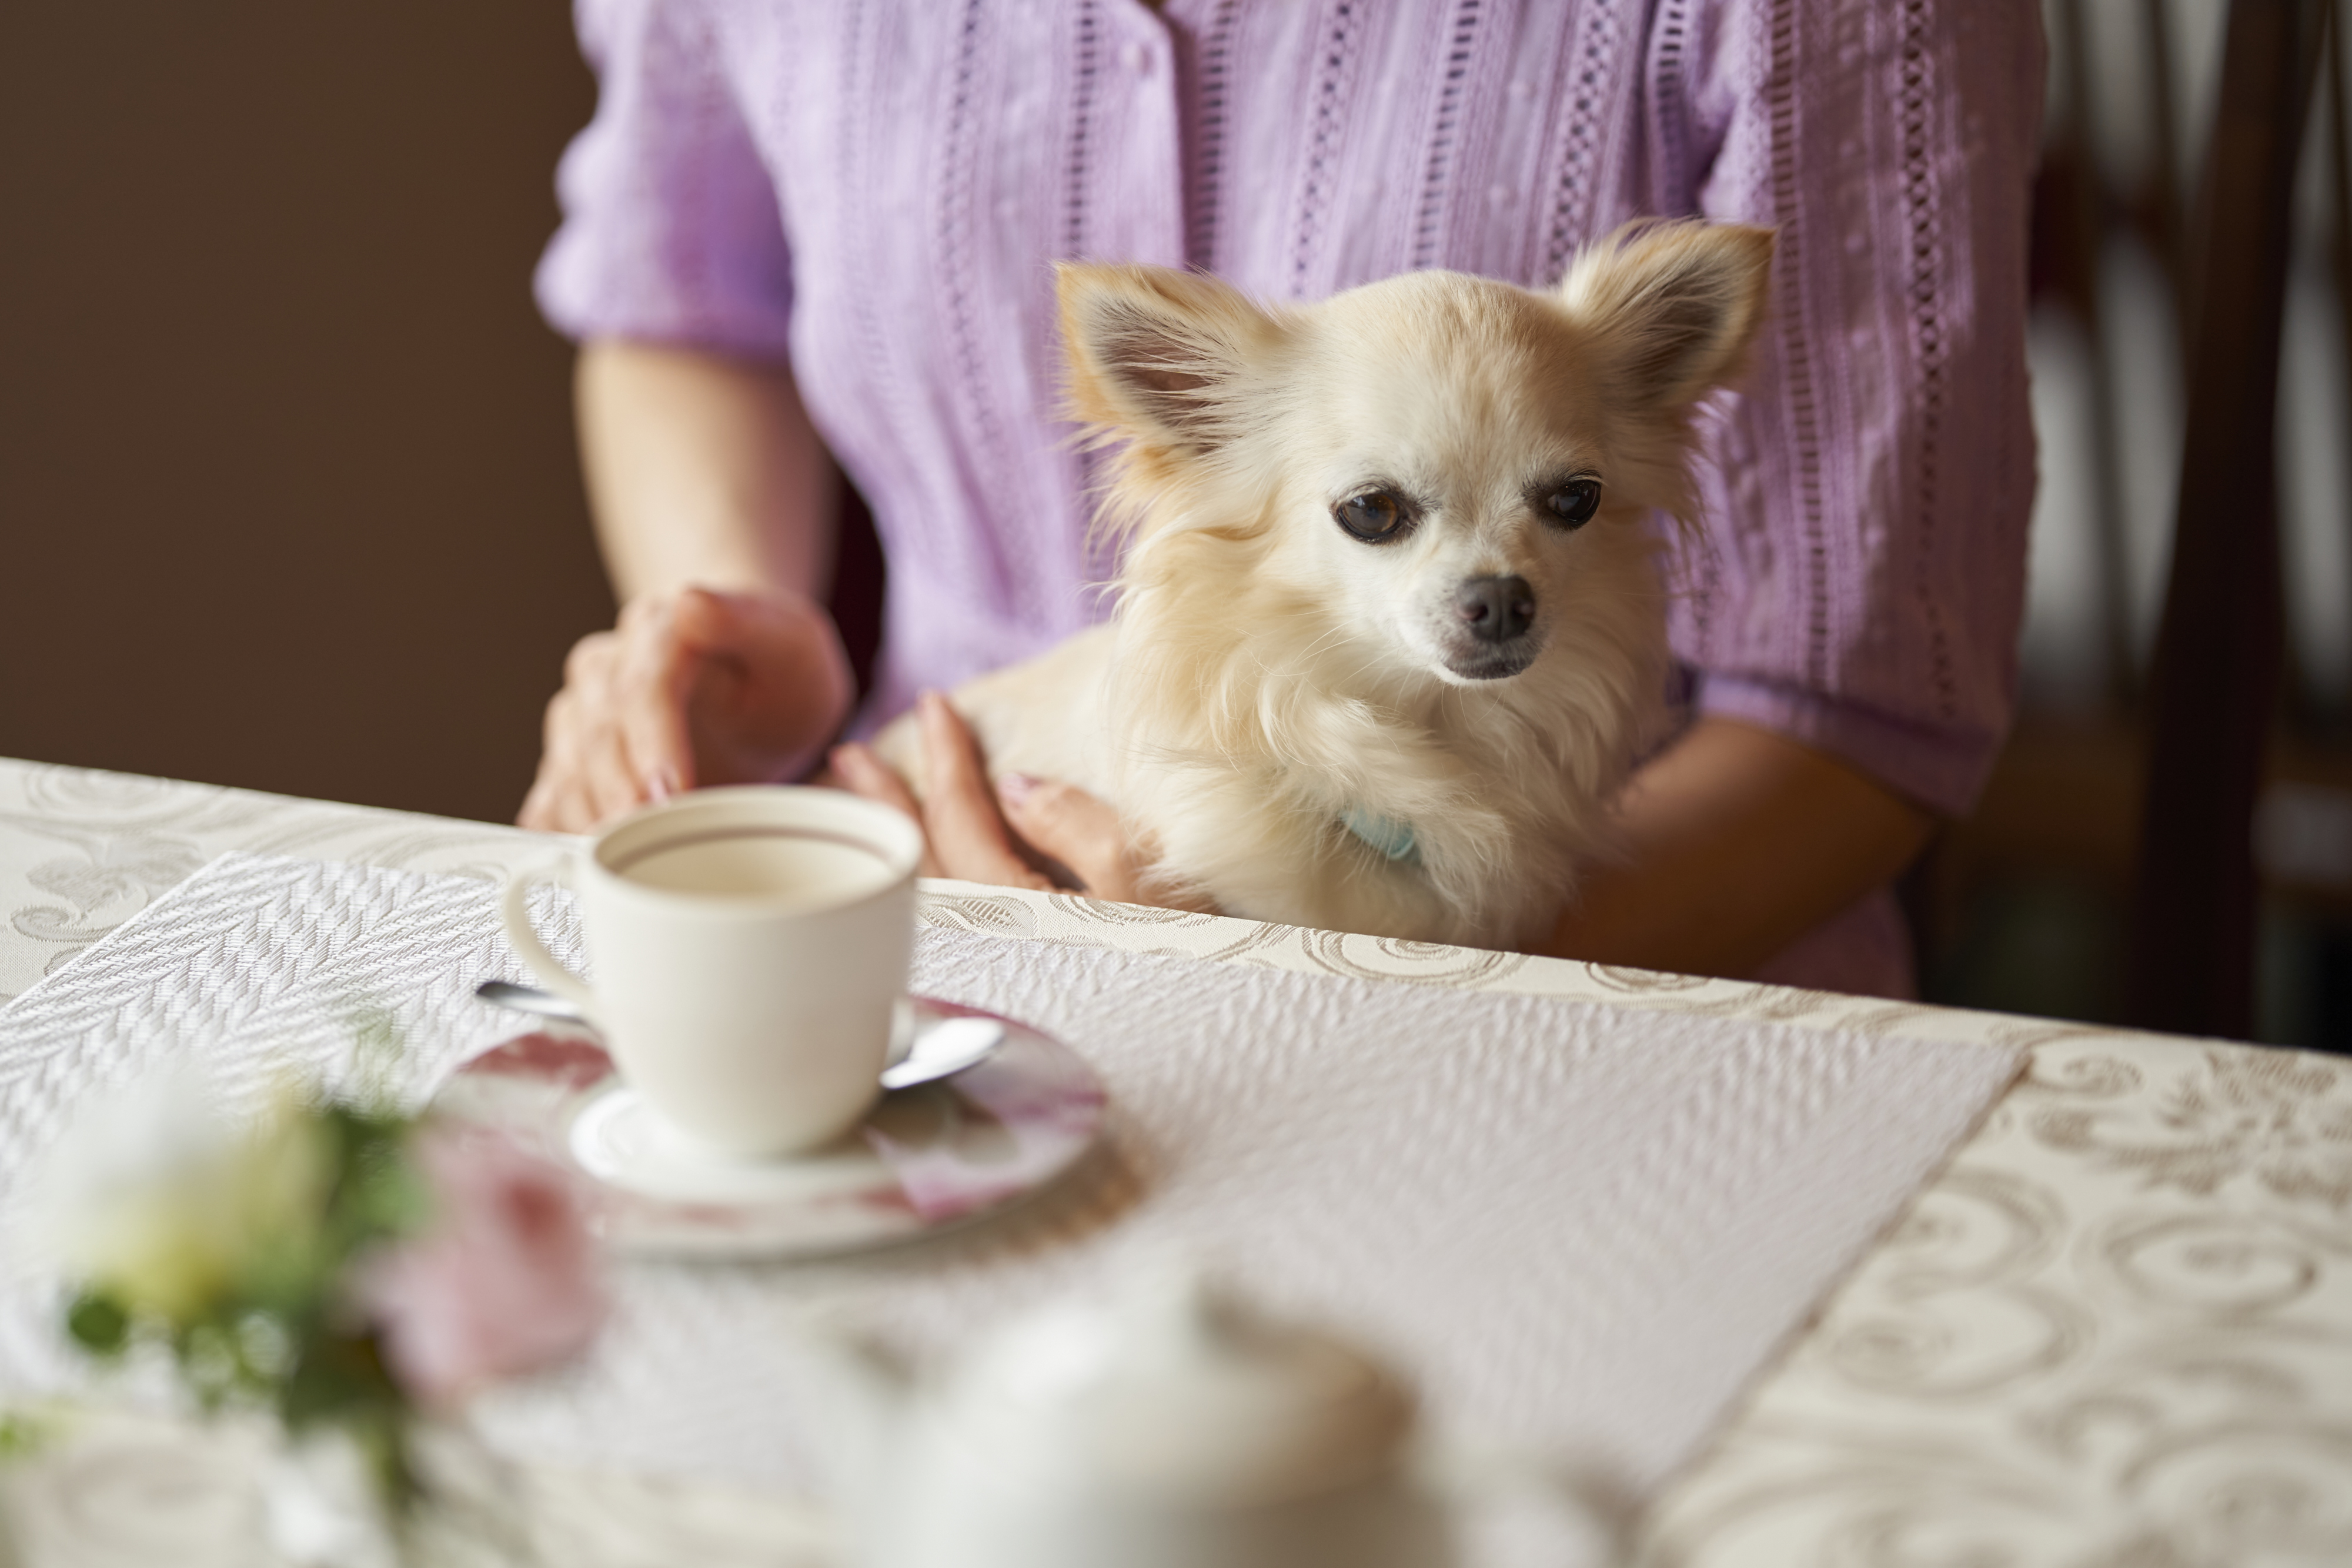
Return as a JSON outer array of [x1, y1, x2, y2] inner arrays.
[[500, 860, 600, 1022]]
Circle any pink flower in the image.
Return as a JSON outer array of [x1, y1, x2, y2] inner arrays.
[[362, 1126, 605, 1409]]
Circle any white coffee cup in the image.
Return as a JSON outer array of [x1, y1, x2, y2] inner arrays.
[[500, 786, 925, 1158]]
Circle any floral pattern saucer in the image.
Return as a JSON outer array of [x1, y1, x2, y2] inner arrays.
[[433, 999, 1106, 1259]]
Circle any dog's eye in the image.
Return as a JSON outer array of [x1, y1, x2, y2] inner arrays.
[[1335, 490, 1412, 543], [1545, 480, 1602, 530]]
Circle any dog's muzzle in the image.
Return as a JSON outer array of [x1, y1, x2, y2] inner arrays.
[[1442, 574, 1540, 680]]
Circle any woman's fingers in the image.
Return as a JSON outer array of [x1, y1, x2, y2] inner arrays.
[[523, 631, 643, 831], [616, 591, 704, 805], [520, 610, 693, 833], [916, 694, 1053, 889], [830, 707, 1053, 891], [827, 698, 1196, 909], [997, 774, 1144, 902], [826, 743, 921, 817], [828, 742, 947, 878], [519, 698, 573, 831], [572, 630, 664, 825]]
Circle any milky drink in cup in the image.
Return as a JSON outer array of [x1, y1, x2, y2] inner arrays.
[[501, 786, 924, 1157]]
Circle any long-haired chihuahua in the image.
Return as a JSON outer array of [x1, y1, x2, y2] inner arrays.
[[877, 221, 1775, 948]]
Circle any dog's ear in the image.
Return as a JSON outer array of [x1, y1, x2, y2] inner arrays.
[[1557, 222, 1775, 409], [1057, 263, 1279, 455]]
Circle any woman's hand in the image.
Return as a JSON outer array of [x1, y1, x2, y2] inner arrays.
[[830, 693, 1150, 900], [519, 585, 853, 833]]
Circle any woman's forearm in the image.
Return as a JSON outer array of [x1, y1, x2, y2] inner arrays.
[[576, 340, 841, 603], [1545, 717, 1936, 977]]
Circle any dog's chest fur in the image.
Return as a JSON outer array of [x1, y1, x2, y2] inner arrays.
[[877, 579, 1666, 951], [1106, 574, 1665, 948]]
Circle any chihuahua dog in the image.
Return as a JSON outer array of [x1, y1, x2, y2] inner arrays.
[[875, 221, 1774, 948]]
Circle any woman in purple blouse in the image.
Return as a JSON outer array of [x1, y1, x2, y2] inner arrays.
[[520, 0, 2044, 999]]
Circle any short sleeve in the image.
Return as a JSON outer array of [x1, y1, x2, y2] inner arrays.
[[1659, 0, 2046, 817], [534, 0, 796, 359]]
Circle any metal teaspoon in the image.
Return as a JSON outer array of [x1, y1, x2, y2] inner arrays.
[[472, 980, 1004, 1091]]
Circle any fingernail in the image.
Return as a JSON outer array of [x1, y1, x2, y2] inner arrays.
[[997, 773, 1039, 805], [645, 765, 681, 803]]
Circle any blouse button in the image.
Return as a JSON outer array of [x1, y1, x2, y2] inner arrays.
[[1118, 41, 1154, 76]]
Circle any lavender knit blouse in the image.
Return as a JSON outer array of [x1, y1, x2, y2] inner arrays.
[[536, 0, 2044, 997]]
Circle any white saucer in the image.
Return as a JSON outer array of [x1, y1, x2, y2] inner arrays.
[[435, 999, 1106, 1259], [567, 1089, 887, 1205]]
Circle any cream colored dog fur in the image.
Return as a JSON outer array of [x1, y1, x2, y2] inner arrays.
[[876, 221, 1775, 949]]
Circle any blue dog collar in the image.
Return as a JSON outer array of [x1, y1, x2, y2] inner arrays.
[[1341, 807, 1421, 865]]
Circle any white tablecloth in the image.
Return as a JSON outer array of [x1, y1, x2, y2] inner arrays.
[[2, 759, 2349, 1566]]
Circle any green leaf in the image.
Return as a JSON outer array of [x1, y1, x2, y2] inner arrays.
[[279, 1325, 405, 1432], [65, 1293, 129, 1356], [345, 1141, 432, 1238]]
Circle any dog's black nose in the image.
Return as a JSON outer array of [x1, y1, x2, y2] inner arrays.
[[1454, 575, 1536, 643]]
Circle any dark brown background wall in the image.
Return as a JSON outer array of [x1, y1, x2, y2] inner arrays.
[[0, 2, 613, 824]]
